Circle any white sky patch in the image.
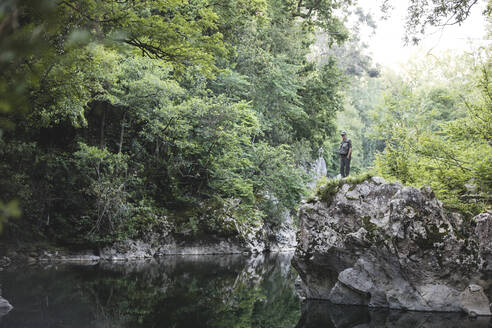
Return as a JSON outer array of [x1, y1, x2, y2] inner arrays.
[[359, 0, 490, 70]]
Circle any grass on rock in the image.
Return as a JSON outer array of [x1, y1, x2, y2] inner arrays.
[[308, 172, 375, 205]]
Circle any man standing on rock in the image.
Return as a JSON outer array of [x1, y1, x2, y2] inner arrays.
[[339, 130, 352, 178]]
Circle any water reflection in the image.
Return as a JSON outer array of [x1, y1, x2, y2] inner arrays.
[[1, 254, 491, 327], [0, 253, 300, 328], [296, 300, 492, 328]]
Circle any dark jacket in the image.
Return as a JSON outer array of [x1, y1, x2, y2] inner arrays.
[[339, 138, 352, 156]]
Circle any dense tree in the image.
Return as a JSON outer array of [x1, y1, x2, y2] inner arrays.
[[0, 0, 347, 243], [0, 0, 489, 241], [371, 51, 491, 215]]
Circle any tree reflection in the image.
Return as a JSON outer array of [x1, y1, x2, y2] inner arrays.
[[0, 254, 300, 328], [1, 255, 488, 328]]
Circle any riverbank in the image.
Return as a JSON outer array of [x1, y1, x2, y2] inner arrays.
[[0, 234, 296, 268]]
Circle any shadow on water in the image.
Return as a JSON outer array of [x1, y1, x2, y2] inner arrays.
[[296, 300, 492, 328], [1, 254, 491, 327]]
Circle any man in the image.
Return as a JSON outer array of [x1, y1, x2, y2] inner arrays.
[[339, 130, 352, 178]]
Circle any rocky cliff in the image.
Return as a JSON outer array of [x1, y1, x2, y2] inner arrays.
[[9, 225, 296, 263], [292, 176, 492, 315]]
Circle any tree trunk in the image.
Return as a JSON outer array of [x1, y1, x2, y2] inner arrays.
[[118, 112, 126, 154], [100, 105, 106, 150]]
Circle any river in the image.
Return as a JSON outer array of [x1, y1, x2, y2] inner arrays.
[[0, 253, 489, 327]]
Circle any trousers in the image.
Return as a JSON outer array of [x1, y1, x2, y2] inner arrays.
[[340, 155, 351, 177]]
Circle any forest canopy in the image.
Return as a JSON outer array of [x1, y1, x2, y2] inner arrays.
[[0, 0, 490, 243], [0, 0, 347, 243]]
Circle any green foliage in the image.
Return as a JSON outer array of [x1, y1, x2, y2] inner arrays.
[[0, 200, 21, 233], [286, 0, 350, 44], [336, 76, 385, 173], [0, 0, 228, 132], [0, 0, 59, 122], [311, 172, 374, 205], [57, 0, 228, 76], [2, 0, 488, 245], [313, 25, 383, 176], [0, 0, 349, 244], [372, 52, 492, 215], [74, 143, 132, 239]]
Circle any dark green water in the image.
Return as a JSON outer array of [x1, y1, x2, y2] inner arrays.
[[0, 253, 490, 328]]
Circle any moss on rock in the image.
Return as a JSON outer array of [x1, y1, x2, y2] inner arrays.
[[314, 172, 374, 205]]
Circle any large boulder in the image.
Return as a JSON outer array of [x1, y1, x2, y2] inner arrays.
[[264, 208, 297, 252], [293, 177, 491, 314], [474, 212, 492, 272]]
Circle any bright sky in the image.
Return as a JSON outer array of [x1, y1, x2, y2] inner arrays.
[[360, 0, 490, 70]]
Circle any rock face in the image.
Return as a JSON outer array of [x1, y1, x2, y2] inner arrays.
[[474, 212, 492, 272], [0, 295, 13, 318], [293, 177, 491, 314], [264, 208, 297, 252], [19, 224, 296, 263]]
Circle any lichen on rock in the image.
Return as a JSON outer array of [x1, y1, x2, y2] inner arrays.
[[293, 177, 491, 315]]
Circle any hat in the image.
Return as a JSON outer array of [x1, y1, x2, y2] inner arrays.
[[340, 130, 347, 135]]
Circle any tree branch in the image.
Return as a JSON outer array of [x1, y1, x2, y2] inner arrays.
[[59, 0, 127, 23]]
